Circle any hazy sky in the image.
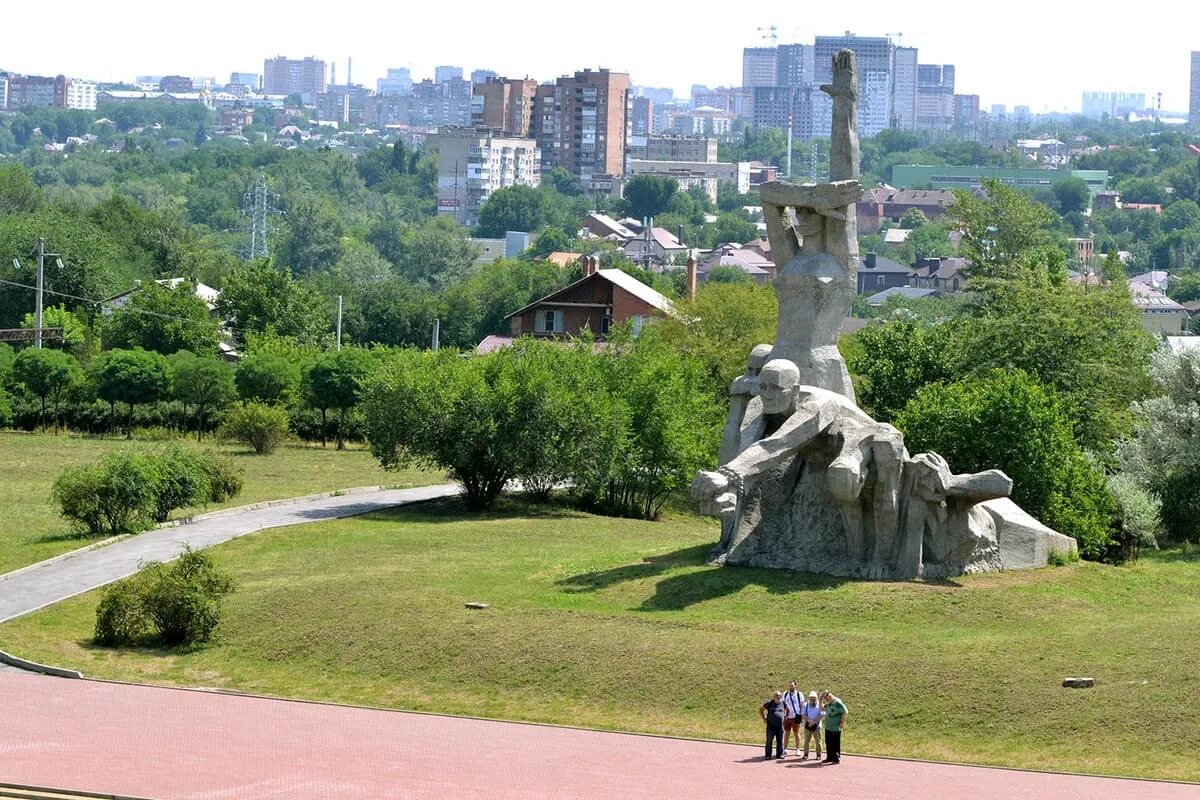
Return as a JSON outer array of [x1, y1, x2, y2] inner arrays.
[[5, 1, 1195, 113]]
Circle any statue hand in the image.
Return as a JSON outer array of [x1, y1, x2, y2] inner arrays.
[[690, 470, 729, 502]]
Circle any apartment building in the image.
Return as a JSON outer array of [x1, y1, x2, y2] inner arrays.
[[432, 127, 541, 228], [471, 77, 538, 136], [263, 56, 327, 98]]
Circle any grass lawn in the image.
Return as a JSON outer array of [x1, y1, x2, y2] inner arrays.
[[0, 430, 442, 574], [2, 497, 1197, 781]]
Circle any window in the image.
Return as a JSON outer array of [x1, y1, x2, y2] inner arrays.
[[535, 308, 564, 334]]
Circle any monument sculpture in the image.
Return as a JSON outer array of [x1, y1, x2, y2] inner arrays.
[[691, 51, 1075, 579]]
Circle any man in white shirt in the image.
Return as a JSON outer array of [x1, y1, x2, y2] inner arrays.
[[800, 690, 826, 760], [781, 680, 804, 756]]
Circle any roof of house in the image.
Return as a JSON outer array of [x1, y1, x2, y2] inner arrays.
[[475, 334, 514, 354], [866, 286, 938, 306], [861, 254, 914, 274], [625, 228, 686, 253], [883, 228, 912, 244], [918, 257, 969, 280], [584, 213, 637, 240], [504, 268, 675, 321], [1130, 284, 1186, 312], [544, 251, 582, 268], [1129, 270, 1169, 290], [104, 278, 220, 310], [861, 187, 956, 207], [699, 243, 774, 273]]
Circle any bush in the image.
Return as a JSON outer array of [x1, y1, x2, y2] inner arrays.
[[52, 451, 162, 536], [93, 578, 150, 646], [220, 401, 291, 454], [204, 453, 244, 502], [1159, 466, 1200, 544], [151, 446, 214, 522], [92, 546, 235, 647]]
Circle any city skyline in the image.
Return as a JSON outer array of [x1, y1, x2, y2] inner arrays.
[[4, 1, 1195, 114]]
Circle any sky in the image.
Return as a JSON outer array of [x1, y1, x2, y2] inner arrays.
[[3, 1, 1196, 114]]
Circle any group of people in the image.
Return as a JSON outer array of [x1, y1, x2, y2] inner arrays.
[[759, 683, 847, 764]]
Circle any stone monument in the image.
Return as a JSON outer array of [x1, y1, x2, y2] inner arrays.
[[691, 51, 1075, 580]]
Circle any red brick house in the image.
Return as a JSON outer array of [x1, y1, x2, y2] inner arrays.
[[506, 260, 676, 340]]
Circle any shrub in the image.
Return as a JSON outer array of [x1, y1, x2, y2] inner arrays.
[[52, 451, 162, 536], [204, 453, 244, 503], [93, 578, 150, 646], [92, 547, 235, 647], [139, 548, 235, 645], [150, 446, 213, 522], [220, 401, 291, 454], [1159, 466, 1200, 544]]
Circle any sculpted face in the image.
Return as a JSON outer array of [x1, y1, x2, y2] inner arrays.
[[758, 359, 800, 415]]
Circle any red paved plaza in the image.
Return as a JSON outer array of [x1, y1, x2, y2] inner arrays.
[[0, 673, 1193, 799]]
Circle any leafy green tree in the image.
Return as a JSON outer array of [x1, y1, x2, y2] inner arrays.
[[711, 213, 758, 245], [1052, 177, 1091, 215], [393, 215, 481, 291], [91, 348, 170, 437], [705, 265, 753, 284], [658, 281, 777, 394], [220, 401, 291, 454], [1166, 270, 1200, 303], [20, 305, 91, 357], [0, 163, 43, 214], [895, 369, 1115, 558], [528, 227, 572, 259], [10, 347, 80, 431], [899, 208, 929, 229], [1161, 199, 1200, 233], [170, 353, 236, 439], [1116, 176, 1165, 204], [475, 185, 547, 237], [847, 319, 954, 422], [103, 281, 221, 356], [301, 348, 375, 448], [950, 280, 1155, 451], [622, 175, 679, 221], [217, 260, 331, 347], [948, 179, 1063, 282], [277, 191, 344, 274], [234, 353, 300, 404]]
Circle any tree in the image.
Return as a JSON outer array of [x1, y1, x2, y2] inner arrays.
[[475, 185, 547, 237], [217, 260, 331, 347], [20, 305, 90, 357], [847, 319, 954, 423], [234, 353, 300, 404], [895, 369, 1116, 558], [1161, 199, 1200, 234], [1167, 270, 1200, 303], [301, 349, 375, 448], [657, 281, 777, 394], [951, 280, 1155, 451], [10, 347, 80, 431], [393, 216, 481, 292], [898, 208, 929, 229], [622, 175, 679, 221], [170, 353, 236, 439], [277, 191, 344, 274], [1052, 177, 1091, 216], [91, 348, 170, 437], [220, 401, 291, 454], [705, 265, 753, 284], [711, 213, 758, 245], [0, 163, 43, 214], [103, 281, 221, 356], [528, 227, 572, 259], [948, 179, 1062, 282]]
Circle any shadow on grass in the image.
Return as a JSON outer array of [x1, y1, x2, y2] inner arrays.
[[557, 545, 854, 611], [1140, 545, 1200, 564], [342, 495, 595, 526], [33, 529, 100, 545]]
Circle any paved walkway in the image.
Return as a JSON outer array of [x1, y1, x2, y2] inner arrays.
[[1, 673, 1194, 800], [0, 484, 459, 625]]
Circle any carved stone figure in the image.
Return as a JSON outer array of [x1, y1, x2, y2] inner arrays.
[[690, 50, 1076, 579]]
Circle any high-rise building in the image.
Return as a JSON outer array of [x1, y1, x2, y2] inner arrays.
[[1082, 91, 1147, 120], [532, 83, 561, 172], [471, 77, 538, 136], [263, 56, 327, 97], [742, 47, 778, 88], [432, 127, 540, 227], [631, 95, 654, 136], [1192, 52, 1200, 126], [5, 74, 95, 110], [229, 72, 259, 91], [633, 86, 674, 105], [471, 69, 498, 84], [0, 76, 8, 111], [891, 47, 918, 130], [434, 65, 464, 84], [775, 44, 814, 89], [954, 94, 981, 138], [377, 68, 413, 96], [814, 35, 894, 137], [916, 64, 955, 131], [555, 68, 630, 182]]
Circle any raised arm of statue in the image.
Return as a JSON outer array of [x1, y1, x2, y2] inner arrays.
[[821, 49, 860, 183], [763, 201, 800, 267]]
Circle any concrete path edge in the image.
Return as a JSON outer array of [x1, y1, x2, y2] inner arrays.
[[0, 648, 83, 679]]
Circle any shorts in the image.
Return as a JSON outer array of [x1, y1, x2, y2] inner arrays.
[[784, 718, 801, 732]]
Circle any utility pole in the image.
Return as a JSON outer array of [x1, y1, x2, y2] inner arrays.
[[34, 238, 60, 349], [431, 318, 440, 351], [336, 295, 343, 350], [785, 110, 793, 178], [240, 172, 283, 260]]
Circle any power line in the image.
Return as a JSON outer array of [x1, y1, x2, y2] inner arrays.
[[0, 277, 252, 337]]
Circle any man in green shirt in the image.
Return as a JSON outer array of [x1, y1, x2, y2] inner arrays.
[[820, 690, 848, 764]]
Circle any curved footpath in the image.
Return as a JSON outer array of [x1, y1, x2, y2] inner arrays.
[[0, 483, 460, 627], [1, 672, 1194, 800]]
